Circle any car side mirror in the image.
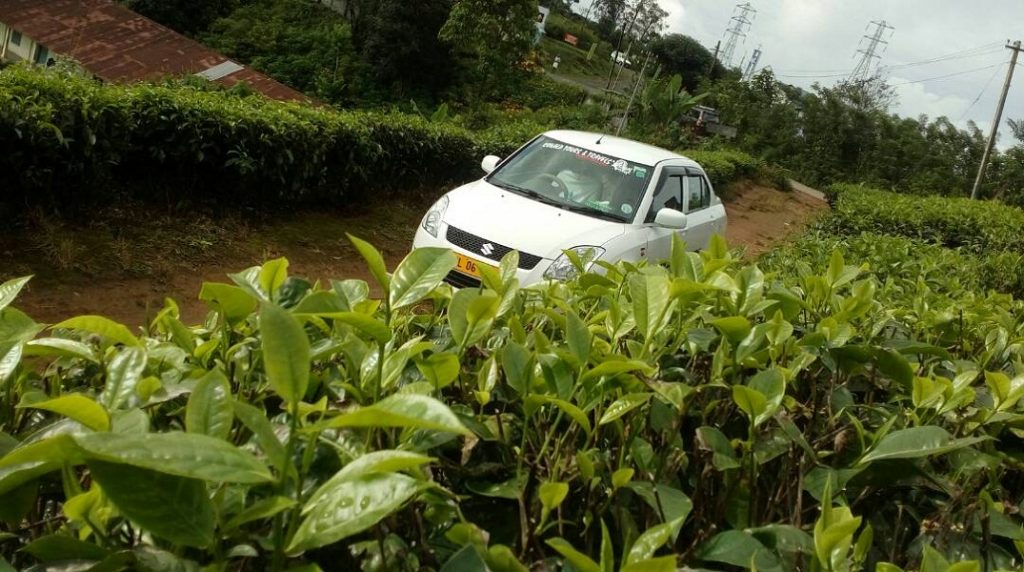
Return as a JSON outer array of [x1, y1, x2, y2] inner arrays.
[[654, 208, 687, 229], [481, 155, 501, 174]]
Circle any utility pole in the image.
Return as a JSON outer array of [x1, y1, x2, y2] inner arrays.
[[743, 46, 762, 81], [617, 52, 652, 137], [720, 3, 756, 68], [850, 20, 894, 81], [971, 40, 1024, 200], [707, 40, 721, 76]]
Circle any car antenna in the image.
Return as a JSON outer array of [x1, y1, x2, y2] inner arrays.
[[595, 133, 605, 145]]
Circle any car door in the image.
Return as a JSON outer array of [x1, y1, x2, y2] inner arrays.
[[681, 170, 724, 250], [643, 166, 688, 263]]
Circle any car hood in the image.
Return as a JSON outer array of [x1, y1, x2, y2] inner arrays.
[[443, 180, 627, 260]]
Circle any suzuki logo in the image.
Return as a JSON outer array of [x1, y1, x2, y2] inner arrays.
[[480, 243, 495, 256]]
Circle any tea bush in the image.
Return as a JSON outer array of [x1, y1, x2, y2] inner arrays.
[[681, 148, 763, 189], [1, 66, 789, 211], [0, 66, 536, 206], [1, 235, 1021, 571], [824, 183, 1024, 254]]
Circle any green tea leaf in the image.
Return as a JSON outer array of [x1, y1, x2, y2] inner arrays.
[[198, 283, 257, 325], [546, 538, 600, 572], [224, 496, 297, 531], [75, 432, 273, 483], [327, 312, 392, 344], [732, 385, 768, 425], [348, 234, 391, 293], [88, 459, 214, 548], [100, 346, 147, 410], [332, 450, 433, 482], [565, 309, 591, 367], [599, 393, 651, 425], [859, 426, 987, 465], [259, 258, 290, 299], [51, 315, 139, 347], [415, 352, 460, 390], [0, 435, 81, 496], [186, 370, 233, 440], [260, 303, 310, 404], [630, 273, 671, 342], [0, 276, 31, 313], [289, 473, 421, 553], [712, 316, 752, 345], [22, 534, 110, 563], [23, 338, 98, 363], [390, 247, 457, 310], [624, 518, 683, 566], [538, 481, 569, 527], [325, 394, 470, 435], [232, 401, 286, 471], [19, 394, 109, 431]]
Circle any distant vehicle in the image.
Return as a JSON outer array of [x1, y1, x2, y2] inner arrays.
[[412, 130, 727, 288], [686, 105, 738, 139], [610, 50, 633, 67]]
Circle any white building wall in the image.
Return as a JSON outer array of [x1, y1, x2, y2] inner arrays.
[[2, 24, 38, 63]]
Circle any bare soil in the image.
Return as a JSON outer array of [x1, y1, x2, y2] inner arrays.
[[2, 183, 825, 328]]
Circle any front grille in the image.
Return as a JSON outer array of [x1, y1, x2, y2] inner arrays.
[[446, 226, 543, 270], [444, 270, 482, 289]]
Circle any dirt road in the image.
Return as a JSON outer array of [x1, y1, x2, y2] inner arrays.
[[5, 184, 825, 327]]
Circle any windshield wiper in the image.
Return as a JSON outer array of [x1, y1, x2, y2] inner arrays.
[[559, 203, 622, 222], [490, 180, 562, 207]]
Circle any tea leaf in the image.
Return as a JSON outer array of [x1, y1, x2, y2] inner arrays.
[[259, 258, 290, 299], [289, 473, 421, 553], [100, 346, 147, 410], [186, 370, 233, 440], [198, 283, 257, 325], [325, 394, 470, 435], [88, 459, 214, 548], [348, 234, 391, 293], [75, 432, 273, 483], [19, 394, 109, 431], [0, 276, 31, 313], [390, 247, 457, 310], [52, 315, 139, 347], [223, 496, 297, 532], [546, 538, 600, 572], [859, 426, 988, 465], [260, 303, 310, 404], [599, 393, 651, 425]]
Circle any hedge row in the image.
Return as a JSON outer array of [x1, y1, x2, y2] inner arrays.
[[824, 183, 1024, 254], [1, 66, 784, 209], [0, 66, 541, 206]]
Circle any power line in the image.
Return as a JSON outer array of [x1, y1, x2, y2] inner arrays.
[[773, 42, 1002, 79], [889, 62, 1006, 87], [956, 64, 1005, 122]]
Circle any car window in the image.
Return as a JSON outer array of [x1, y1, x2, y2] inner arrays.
[[645, 173, 684, 223], [685, 174, 710, 212]]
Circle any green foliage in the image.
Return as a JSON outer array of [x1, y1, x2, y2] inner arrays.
[[649, 34, 723, 92], [440, 0, 539, 95], [120, 0, 238, 36], [680, 148, 763, 189], [544, 13, 599, 50], [824, 183, 1024, 254], [633, 74, 708, 147], [3, 230, 1022, 569], [0, 65, 537, 207], [203, 0, 362, 105]]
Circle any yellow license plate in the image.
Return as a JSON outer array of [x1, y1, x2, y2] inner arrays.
[[455, 253, 491, 278]]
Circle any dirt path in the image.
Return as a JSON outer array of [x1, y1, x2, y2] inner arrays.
[[725, 182, 827, 256], [4, 183, 825, 328]]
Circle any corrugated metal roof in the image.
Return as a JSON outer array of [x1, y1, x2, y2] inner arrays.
[[0, 0, 309, 102]]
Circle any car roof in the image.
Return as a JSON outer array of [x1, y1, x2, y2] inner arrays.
[[543, 130, 699, 168]]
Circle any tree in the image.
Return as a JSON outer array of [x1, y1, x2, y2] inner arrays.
[[355, 0, 456, 98], [650, 34, 720, 92], [439, 0, 540, 96], [203, 0, 362, 105], [121, 0, 238, 36]]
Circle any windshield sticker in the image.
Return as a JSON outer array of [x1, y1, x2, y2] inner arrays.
[[621, 204, 634, 215], [541, 141, 641, 176], [633, 166, 647, 178]]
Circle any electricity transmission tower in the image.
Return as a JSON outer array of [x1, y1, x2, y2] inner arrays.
[[850, 20, 895, 80], [720, 3, 756, 68], [743, 46, 763, 81]]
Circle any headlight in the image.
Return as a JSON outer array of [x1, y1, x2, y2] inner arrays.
[[421, 195, 449, 238], [544, 246, 606, 281]]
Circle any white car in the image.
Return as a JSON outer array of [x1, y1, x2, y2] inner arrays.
[[610, 50, 633, 67], [412, 130, 727, 288]]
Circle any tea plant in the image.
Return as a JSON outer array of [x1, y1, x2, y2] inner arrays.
[[2, 234, 1022, 570]]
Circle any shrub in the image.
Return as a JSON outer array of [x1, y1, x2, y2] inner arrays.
[[823, 183, 1024, 254], [0, 66, 541, 207], [681, 148, 763, 189], [0, 236, 1019, 570]]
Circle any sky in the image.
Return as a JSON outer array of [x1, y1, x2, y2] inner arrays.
[[572, 0, 1024, 147]]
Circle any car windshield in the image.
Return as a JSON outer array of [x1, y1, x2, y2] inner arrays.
[[486, 135, 653, 222]]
